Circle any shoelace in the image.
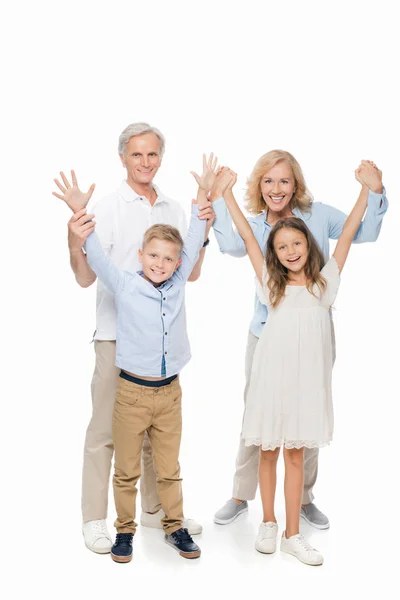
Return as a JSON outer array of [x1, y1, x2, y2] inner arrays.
[[93, 521, 109, 537], [260, 523, 276, 539], [172, 528, 192, 542], [295, 534, 316, 552], [115, 533, 133, 544]]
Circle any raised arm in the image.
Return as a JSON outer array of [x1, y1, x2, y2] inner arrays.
[[53, 170, 98, 287], [333, 165, 374, 273], [175, 154, 219, 282], [210, 171, 247, 257], [219, 168, 264, 283], [84, 230, 123, 295], [54, 170, 123, 293], [327, 160, 387, 242]]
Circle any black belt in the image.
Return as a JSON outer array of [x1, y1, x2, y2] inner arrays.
[[120, 371, 178, 388]]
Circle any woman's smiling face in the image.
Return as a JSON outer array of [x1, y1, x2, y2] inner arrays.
[[260, 161, 296, 214]]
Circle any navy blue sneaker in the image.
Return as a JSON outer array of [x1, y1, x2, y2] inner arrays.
[[165, 528, 201, 559], [111, 533, 133, 563]]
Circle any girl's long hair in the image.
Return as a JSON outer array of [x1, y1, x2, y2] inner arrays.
[[266, 218, 327, 308], [245, 150, 312, 215]]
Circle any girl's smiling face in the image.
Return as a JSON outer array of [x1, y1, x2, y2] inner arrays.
[[274, 228, 308, 275]]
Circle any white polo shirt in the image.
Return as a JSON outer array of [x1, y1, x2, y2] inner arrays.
[[89, 181, 188, 341]]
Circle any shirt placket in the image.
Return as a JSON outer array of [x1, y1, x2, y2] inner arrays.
[[159, 286, 170, 377]]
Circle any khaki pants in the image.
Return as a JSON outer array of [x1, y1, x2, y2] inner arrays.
[[113, 376, 183, 534], [232, 331, 320, 506], [81, 341, 160, 523]]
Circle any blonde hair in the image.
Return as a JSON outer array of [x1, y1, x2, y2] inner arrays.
[[266, 218, 327, 308], [142, 224, 184, 253], [245, 150, 312, 215]]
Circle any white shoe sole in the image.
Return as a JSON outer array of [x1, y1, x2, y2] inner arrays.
[[300, 513, 330, 530], [255, 543, 276, 554], [214, 505, 248, 525], [281, 546, 323, 566], [84, 540, 112, 554]]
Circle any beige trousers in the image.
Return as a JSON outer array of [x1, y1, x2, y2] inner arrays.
[[232, 331, 320, 506], [81, 341, 160, 522], [113, 376, 183, 534]]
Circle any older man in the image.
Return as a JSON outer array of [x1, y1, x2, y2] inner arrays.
[[56, 123, 212, 553]]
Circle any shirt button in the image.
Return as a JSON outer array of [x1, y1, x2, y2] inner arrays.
[[163, 297, 166, 301], [163, 313, 165, 317], [165, 332, 168, 335], [165, 351, 167, 355]]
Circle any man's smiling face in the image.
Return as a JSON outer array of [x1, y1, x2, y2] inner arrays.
[[120, 133, 162, 187]]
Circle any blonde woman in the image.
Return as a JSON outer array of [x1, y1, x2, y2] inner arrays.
[[212, 151, 387, 533]]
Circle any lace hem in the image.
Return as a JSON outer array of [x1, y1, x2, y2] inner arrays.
[[243, 437, 331, 451]]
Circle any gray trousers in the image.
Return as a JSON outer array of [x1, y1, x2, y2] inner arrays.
[[232, 331, 319, 506]]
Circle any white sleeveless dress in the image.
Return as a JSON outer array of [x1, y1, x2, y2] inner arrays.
[[242, 257, 340, 451]]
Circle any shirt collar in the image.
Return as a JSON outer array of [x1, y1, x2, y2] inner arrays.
[[118, 181, 167, 206], [263, 207, 304, 227]]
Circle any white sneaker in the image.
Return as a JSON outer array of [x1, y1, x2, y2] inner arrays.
[[140, 509, 203, 535], [280, 531, 323, 566], [255, 521, 278, 554], [82, 519, 112, 554]]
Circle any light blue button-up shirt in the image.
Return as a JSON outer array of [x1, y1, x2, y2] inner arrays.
[[213, 190, 388, 338], [85, 205, 206, 377]]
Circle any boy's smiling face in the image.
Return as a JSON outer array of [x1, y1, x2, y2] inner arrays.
[[139, 238, 182, 286]]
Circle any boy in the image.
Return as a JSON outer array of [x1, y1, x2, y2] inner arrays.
[[57, 154, 219, 563]]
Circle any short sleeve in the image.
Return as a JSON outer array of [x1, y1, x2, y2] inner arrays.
[[255, 262, 270, 306], [320, 256, 340, 306], [90, 196, 115, 252]]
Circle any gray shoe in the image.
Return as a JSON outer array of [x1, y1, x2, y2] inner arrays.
[[300, 503, 330, 530], [214, 499, 248, 525]]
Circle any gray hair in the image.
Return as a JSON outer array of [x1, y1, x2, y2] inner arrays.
[[118, 122, 166, 157]]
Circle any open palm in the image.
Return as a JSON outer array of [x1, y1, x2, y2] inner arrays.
[[53, 170, 95, 213], [190, 153, 219, 192]]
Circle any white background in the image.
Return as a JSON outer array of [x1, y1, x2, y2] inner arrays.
[[1, 0, 399, 598]]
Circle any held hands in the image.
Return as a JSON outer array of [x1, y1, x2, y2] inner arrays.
[[209, 166, 237, 201], [190, 153, 219, 193], [354, 160, 383, 194], [53, 170, 96, 213], [68, 209, 96, 253]]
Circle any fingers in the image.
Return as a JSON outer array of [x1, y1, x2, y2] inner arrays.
[[69, 211, 94, 225], [52, 191, 65, 200], [361, 159, 378, 169], [190, 171, 201, 185], [197, 201, 214, 217], [87, 182, 96, 200], [80, 220, 96, 233], [60, 171, 71, 189], [53, 178, 66, 194], [71, 170, 78, 187]]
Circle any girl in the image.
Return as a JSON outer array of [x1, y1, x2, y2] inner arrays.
[[216, 161, 380, 566], [213, 152, 386, 534]]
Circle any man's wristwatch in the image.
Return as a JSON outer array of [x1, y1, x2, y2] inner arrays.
[[202, 238, 210, 248]]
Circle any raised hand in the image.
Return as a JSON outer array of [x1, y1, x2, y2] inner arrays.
[[209, 166, 236, 200], [354, 160, 382, 194], [190, 153, 219, 192], [53, 170, 96, 213]]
